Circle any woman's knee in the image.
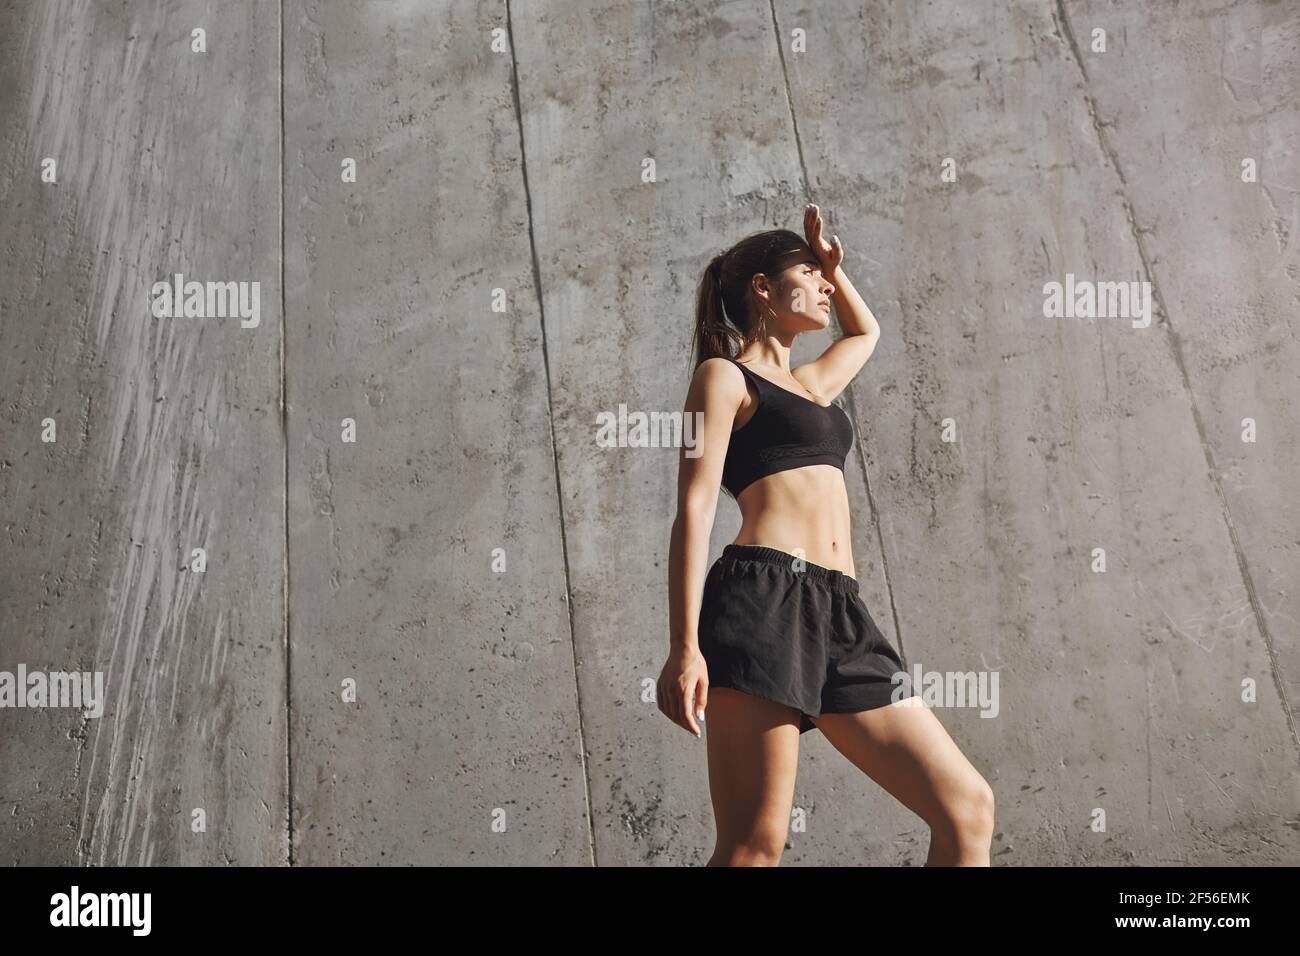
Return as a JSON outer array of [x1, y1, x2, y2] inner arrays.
[[711, 841, 785, 866], [712, 825, 788, 866], [933, 776, 995, 846]]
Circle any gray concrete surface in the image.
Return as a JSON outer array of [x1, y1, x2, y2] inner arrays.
[[0, 1, 284, 864], [1, 0, 1297, 865]]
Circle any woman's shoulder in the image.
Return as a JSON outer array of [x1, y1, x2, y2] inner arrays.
[[694, 355, 743, 382], [691, 356, 750, 404]]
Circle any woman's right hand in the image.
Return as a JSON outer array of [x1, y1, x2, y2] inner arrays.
[[656, 646, 709, 738]]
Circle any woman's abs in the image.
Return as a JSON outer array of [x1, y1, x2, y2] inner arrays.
[[732, 464, 856, 576]]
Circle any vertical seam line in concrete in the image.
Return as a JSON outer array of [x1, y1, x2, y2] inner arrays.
[[768, 0, 908, 658], [504, 0, 598, 867], [280, 0, 295, 865], [1055, 0, 1299, 762]]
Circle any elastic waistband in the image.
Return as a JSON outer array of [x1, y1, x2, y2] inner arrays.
[[720, 544, 859, 592]]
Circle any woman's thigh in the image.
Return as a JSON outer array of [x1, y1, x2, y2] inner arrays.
[[812, 699, 990, 832], [705, 687, 803, 851]]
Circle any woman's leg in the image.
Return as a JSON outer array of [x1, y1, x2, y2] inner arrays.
[[704, 687, 803, 866], [813, 700, 995, 865]]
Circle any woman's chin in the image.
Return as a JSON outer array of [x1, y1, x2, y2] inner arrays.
[[793, 312, 830, 332]]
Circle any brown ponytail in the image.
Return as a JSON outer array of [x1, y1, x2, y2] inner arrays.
[[689, 256, 743, 372]]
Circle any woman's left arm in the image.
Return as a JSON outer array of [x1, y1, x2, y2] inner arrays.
[[797, 204, 882, 399], [827, 264, 880, 340]]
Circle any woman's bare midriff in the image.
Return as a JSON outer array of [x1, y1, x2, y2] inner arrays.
[[733, 464, 855, 578]]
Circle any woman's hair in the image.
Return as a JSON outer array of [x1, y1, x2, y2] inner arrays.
[[689, 228, 820, 372]]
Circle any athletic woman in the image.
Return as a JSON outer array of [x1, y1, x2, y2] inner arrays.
[[658, 204, 994, 867]]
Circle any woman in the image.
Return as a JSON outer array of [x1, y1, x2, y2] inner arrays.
[[658, 204, 994, 867]]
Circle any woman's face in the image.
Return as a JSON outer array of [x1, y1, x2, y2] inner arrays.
[[773, 260, 835, 330]]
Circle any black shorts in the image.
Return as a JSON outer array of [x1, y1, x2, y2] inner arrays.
[[698, 544, 917, 734]]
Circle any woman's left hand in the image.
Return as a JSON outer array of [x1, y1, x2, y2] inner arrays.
[[803, 203, 844, 274]]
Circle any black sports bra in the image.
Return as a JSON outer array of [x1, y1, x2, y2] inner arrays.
[[721, 358, 855, 498]]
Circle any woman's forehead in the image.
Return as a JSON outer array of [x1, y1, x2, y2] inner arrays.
[[770, 247, 820, 272]]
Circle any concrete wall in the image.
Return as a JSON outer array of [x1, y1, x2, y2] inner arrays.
[[1, 0, 1296, 865], [0, 1, 285, 864]]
